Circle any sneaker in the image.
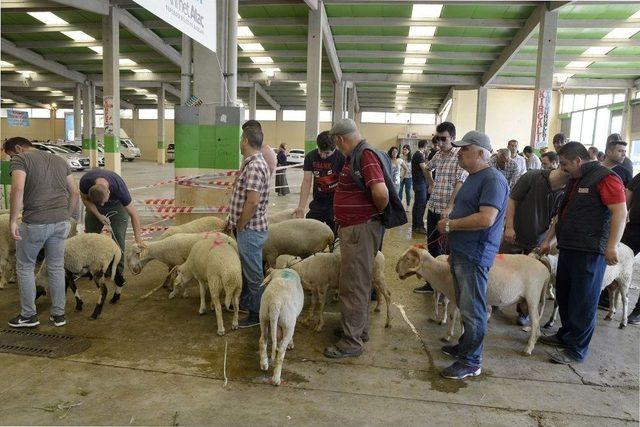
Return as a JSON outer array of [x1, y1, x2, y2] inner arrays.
[[548, 348, 582, 365], [8, 314, 39, 328], [627, 308, 640, 325], [413, 283, 434, 294], [237, 314, 260, 329], [440, 361, 481, 380], [517, 314, 531, 327], [441, 345, 459, 359], [49, 314, 66, 327], [538, 333, 563, 347]]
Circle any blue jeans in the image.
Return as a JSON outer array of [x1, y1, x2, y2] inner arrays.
[[556, 249, 606, 361], [237, 228, 268, 316], [449, 254, 490, 368], [16, 221, 70, 317], [412, 182, 427, 229], [399, 177, 412, 205]]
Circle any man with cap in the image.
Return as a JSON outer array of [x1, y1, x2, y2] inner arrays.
[[436, 131, 509, 380], [324, 118, 389, 359]]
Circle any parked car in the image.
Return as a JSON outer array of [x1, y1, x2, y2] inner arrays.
[[32, 143, 89, 171], [167, 143, 175, 162], [120, 138, 141, 162], [62, 143, 105, 167], [286, 149, 305, 165]]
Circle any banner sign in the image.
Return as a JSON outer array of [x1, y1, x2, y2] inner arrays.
[[132, 0, 216, 52], [7, 109, 29, 127], [532, 89, 551, 149]]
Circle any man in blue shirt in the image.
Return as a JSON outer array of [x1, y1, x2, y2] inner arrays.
[[436, 131, 509, 380]]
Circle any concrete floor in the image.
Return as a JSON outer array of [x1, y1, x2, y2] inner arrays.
[[0, 161, 638, 426]]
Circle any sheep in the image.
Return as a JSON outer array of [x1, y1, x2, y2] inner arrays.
[[263, 218, 334, 269], [0, 214, 16, 289], [396, 245, 550, 355], [277, 250, 392, 332], [156, 216, 226, 240], [170, 238, 242, 335], [267, 208, 296, 225], [536, 242, 634, 329], [36, 233, 122, 319], [259, 268, 304, 386], [127, 231, 236, 291]]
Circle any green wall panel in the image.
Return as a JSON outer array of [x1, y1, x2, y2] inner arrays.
[[199, 124, 217, 169], [175, 123, 200, 169], [213, 125, 241, 170], [104, 134, 118, 153]]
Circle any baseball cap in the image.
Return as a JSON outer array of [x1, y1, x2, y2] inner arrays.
[[329, 118, 357, 136], [452, 130, 493, 152]]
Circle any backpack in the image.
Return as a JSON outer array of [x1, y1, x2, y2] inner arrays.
[[350, 140, 408, 229]]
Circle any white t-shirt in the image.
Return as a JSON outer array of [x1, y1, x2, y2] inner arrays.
[[526, 154, 542, 170], [512, 154, 527, 176]]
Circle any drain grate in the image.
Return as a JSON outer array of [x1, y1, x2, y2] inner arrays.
[[0, 329, 91, 358]]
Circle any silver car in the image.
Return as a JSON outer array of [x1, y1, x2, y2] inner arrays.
[[33, 143, 89, 171]]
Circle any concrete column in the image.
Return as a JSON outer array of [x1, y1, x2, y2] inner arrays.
[[621, 87, 634, 143], [193, 42, 224, 104], [476, 86, 488, 133], [226, 0, 238, 105], [81, 83, 92, 154], [102, 5, 121, 175], [157, 84, 166, 165], [530, 7, 558, 149], [347, 86, 356, 119], [333, 80, 345, 124], [73, 83, 82, 144], [249, 83, 257, 120], [216, 0, 227, 105], [180, 35, 192, 105], [304, 6, 323, 152]]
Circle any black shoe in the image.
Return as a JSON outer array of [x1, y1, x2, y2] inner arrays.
[[548, 348, 582, 365], [539, 333, 563, 347], [441, 345, 459, 359], [413, 283, 434, 294], [413, 227, 427, 235], [323, 345, 363, 359], [238, 314, 260, 329], [8, 314, 39, 328], [334, 327, 370, 343], [49, 314, 66, 327], [627, 308, 640, 325]]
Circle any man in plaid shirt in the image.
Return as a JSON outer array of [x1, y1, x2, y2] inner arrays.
[[490, 148, 523, 189], [226, 126, 270, 328]]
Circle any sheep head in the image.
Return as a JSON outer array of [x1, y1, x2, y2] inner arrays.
[[396, 247, 422, 280], [127, 243, 149, 275]]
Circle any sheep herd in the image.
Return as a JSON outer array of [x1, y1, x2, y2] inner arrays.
[[0, 210, 634, 386]]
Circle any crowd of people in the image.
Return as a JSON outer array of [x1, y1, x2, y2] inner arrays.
[[3, 115, 638, 381]]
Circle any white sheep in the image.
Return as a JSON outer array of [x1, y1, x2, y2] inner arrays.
[[0, 214, 16, 289], [170, 238, 242, 335], [263, 218, 334, 268], [156, 216, 226, 240], [37, 233, 122, 319], [259, 268, 304, 386], [267, 208, 296, 225], [127, 231, 236, 291], [276, 250, 392, 332], [536, 242, 634, 329], [396, 245, 550, 355]]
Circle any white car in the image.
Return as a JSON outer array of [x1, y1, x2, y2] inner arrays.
[[286, 149, 305, 165], [33, 143, 89, 171], [120, 138, 141, 162]]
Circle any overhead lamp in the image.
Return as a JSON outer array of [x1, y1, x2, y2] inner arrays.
[[406, 43, 431, 52], [17, 70, 35, 77], [61, 31, 96, 42], [89, 46, 103, 54], [2, 98, 14, 103], [250, 56, 274, 64], [119, 58, 137, 66], [408, 26, 437, 37], [28, 11, 68, 25], [604, 27, 640, 39], [565, 61, 592, 69], [396, 104, 405, 111], [583, 46, 614, 56], [237, 26, 254, 37], [0, 60, 14, 67], [261, 67, 280, 77], [554, 73, 573, 84], [51, 90, 64, 94], [404, 57, 427, 65], [238, 43, 264, 51], [131, 68, 153, 73], [411, 4, 443, 19], [402, 69, 422, 74], [397, 84, 410, 89]]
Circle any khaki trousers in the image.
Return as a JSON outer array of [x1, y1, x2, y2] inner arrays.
[[337, 219, 384, 352]]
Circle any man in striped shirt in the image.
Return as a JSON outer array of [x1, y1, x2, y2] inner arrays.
[[490, 148, 523, 189]]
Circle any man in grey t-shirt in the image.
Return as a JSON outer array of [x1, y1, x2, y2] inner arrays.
[[4, 137, 78, 328]]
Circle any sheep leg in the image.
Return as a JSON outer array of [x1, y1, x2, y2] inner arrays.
[[440, 297, 449, 326], [259, 317, 269, 371], [524, 298, 540, 356], [65, 270, 83, 311], [302, 291, 317, 326], [375, 282, 392, 328], [232, 287, 241, 330], [272, 325, 295, 386], [210, 287, 225, 336], [198, 280, 207, 315], [619, 282, 629, 329], [90, 272, 107, 320], [442, 308, 459, 342], [544, 300, 558, 329], [110, 285, 122, 304], [314, 288, 327, 332], [432, 292, 440, 320], [604, 283, 616, 321]]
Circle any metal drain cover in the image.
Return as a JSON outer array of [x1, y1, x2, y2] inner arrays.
[[0, 329, 90, 358]]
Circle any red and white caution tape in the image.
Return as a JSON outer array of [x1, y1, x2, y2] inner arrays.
[[137, 198, 175, 205], [140, 205, 230, 214]]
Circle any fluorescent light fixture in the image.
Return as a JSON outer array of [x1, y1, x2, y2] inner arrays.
[[0, 60, 13, 67], [119, 58, 137, 66], [299, 83, 307, 91], [250, 56, 274, 64], [89, 46, 103, 54], [134, 88, 148, 93], [583, 46, 614, 56], [396, 104, 405, 111], [603, 27, 640, 39], [402, 69, 422, 74], [260, 67, 280, 77], [566, 61, 592, 69], [1, 98, 14, 102], [406, 43, 431, 53], [411, 4, 443, 19], [50, 103, 57, 108], [237, 26, 254, 37], [630, 10, 640, 19], [28, 11, 68, 25], [409, 26, 436, 37], [16, 70, 35, 76], [397, 84, 410, 89], [61, 31, 96, 42], [51, 90, 64, 94], [238, 43, 264, 51], [554, 73, 573, 83], [131, 68, 153, 73], [404, 57, 427, 65]]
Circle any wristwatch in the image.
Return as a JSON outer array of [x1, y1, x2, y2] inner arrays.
[[445, 219, 451, 234]]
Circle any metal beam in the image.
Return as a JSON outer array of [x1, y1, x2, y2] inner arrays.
[[492, 76, 635, 89], [13, 38, 182, 49], [303, 0, 318, 10], [320, 3, 342, 83], [1, 37, 87, 83], [343, 73, 480, 87], [438, 87, 454, 117], [482, 4, 544, 86], [48, 0, 108, 15], [118, 9, 182, 67], [1, 90, 49, 108], [255, 83, 281, 111]]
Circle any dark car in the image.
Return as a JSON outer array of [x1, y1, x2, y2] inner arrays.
[[167, 143, 175, 162]]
